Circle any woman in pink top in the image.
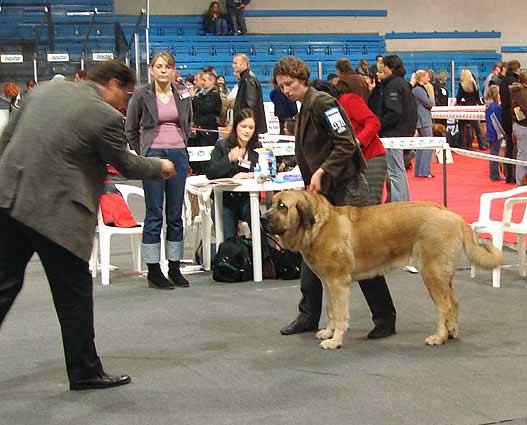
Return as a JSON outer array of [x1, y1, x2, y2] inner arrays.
[[126, 52, 193, 290]]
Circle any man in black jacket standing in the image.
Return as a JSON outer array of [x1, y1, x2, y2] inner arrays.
[[232, 54, 267, 137], [500, 60, 521, 184]]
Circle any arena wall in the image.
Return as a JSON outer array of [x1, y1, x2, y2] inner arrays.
[[113, 0, 525, 55]]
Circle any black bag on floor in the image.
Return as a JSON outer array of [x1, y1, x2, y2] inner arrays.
[[262, 232, 302, 280], [212, 236, 253, 282]]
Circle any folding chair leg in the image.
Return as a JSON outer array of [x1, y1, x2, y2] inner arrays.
[[491, 231, 504, 288], [160, 229, 168, 275], [90, 236, 98, 278], [131, 234, 142, 273], [100, 233, 111, 286], [518, 235, 526, 277]]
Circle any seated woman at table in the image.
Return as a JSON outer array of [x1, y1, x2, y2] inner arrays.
[[206, 108, 259, 239]]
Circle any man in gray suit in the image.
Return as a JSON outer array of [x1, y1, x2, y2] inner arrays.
[[0, 61, 175, 390]]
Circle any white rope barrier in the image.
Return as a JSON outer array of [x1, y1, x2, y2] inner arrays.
[[450, 147, 527, 167]]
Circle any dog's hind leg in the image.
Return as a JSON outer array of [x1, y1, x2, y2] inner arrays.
[[320, 282, 351, 350], [420, 268, 452, 346], [446, 280, 459, 339], [316, 279, 335, 340]]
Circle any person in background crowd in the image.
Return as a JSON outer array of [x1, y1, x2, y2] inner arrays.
[[192, 72, 205, 96], [500, 60, 521, 184], [206, 108, 258, 239], [484, 61, 502, 98], [193, 71, 222, 147], [204, 1, 228, 35], [125, 52, 193, 290], [217, 75, 229, 97], [326, 73, 339, 86], [0, 60, 175, 391], [216, 75, 230, 126], [232, 53, 267, 136], [376, 55, 414, 202], [412, 70, 435, 178], [74, 70, 87, 81], [226, 0, 251, 35], [485, 85, 505, 181], [269, 84, 298, 134], [369, 55, 384, 77], [3, 82, 21, 114], [367, 63, 385, 117], [335, 58, 369, 102], [273, 56, 397, 340], [203, 65, 218, 77], [356, 59, 370, 77], [433, 70, 449, 107], [25, 79, 36, 90], [456, 69, 485, 150], [192, 71, 222, 174], [510, 70, 527, 186]]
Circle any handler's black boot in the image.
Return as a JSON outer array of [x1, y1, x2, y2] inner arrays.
[[358, 275, 397, 339], [168, 261, 190, 288], [280, 315, 318, 335], [147, 263, 174, 290]]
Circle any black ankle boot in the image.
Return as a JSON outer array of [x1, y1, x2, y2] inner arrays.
[[147, 263, 174, 290], [168, 261, 190, 288]]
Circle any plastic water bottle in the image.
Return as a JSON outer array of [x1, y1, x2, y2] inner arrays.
[[267, 150, 277, 178], [254, 163, 264, 183]]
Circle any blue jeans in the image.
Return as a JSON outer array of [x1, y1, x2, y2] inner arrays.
[[213, 193, 251, 240], [142, 148, 188, 263]]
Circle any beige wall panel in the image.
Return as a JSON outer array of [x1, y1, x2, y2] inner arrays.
[[114, 0, 526, 47], [386, 39, 501, 53]]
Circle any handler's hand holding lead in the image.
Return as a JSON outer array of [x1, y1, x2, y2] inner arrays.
[[308, 168, 324, 193], [160, 159, 175, 179]]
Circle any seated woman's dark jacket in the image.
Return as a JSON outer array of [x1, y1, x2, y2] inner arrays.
[[206, 139, 259, 204]]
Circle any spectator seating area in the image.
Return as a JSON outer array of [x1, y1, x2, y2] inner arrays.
[[0, 4, 502, 96]]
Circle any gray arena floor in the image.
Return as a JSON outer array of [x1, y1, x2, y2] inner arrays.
[[1, 243, 527, 425], [1, 184, 527, 425]]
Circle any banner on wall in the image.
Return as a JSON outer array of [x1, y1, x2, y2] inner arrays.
[[1, 54, 23, 63], [47, 53, 70, 62], [92, 52, 114, 61]]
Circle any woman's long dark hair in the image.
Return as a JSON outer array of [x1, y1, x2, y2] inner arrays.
[[226, 108, 259, 151]]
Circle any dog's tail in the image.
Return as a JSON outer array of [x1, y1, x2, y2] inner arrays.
[[463, 222, 504, 270]]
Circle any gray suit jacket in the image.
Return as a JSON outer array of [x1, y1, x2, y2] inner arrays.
[[0, 81, 163, 261]]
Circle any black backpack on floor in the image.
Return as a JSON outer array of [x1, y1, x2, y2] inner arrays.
[[212, 236, 253, 282]]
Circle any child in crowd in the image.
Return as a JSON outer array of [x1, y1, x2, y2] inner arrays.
[[485, 85, 506, 181]]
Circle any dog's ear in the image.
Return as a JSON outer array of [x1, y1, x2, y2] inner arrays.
[[296, 195, 316, 228]]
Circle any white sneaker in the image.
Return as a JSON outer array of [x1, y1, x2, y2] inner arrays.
[[403, 265, 419, 274]]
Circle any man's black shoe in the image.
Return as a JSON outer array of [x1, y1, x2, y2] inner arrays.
[[70, 372, 131, 391], [280, 318, 318, 335], [367, 324, 396, 339]]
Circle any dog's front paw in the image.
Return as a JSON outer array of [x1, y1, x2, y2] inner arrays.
[[316, 328, 334, 340], [319, 338, 342, 350], [425, 334, 447, 346]]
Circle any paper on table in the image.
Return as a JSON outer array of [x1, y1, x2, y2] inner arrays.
[[189, 178, 242, 188]]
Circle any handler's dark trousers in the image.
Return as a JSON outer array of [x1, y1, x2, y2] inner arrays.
[[298, 261, 396, 327], [0, 211, 103, 383]]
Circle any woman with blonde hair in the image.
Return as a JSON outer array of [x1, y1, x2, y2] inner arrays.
[[125, 51, 193, 289], [412, 70, 435, 177], [455, 69, 485, 150]]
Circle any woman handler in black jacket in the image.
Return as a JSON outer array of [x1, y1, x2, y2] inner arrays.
[[273, 56, 396, 339], [206, 108, 259, 239]]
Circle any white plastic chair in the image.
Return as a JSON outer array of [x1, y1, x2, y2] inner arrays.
[[470, 186, 527, 288], [90, 183, 166, 286], [184, 176, 213, 270]]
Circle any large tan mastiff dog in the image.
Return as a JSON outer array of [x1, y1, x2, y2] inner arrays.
[[263, 191, 503, 350]]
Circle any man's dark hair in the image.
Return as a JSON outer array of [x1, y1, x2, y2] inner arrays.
[[383, 55, 406, 77], [75, 69, 88, 80], [272, 56, 310, 85], [310, 79, 339, 99], [335, 58, 354, 74], [507, 60, 521, 73], [87, 60, 136, 87], [327, 73, 337, 81]]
